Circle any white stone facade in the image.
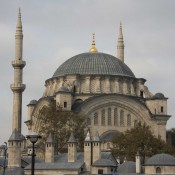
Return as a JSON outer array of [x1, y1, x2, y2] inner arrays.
[[25, 23, 171, 148], [26, 73, 170, 143]]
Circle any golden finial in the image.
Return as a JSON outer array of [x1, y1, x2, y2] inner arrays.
[[89, 33, 98, 52]]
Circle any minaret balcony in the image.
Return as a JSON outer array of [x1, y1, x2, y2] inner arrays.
[[12, 60, 26, 68], [10, 83, 26, 92]]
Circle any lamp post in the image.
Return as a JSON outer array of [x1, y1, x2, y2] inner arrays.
[[26, 132, 41, 175], [3, 142, 7, 175]]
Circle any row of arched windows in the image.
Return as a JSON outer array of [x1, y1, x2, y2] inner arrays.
[[87, 108, 132, 127]]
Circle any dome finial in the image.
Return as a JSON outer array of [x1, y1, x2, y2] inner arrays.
[[89, 33, 98, 52]]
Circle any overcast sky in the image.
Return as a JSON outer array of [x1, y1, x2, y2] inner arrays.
[[0, 0, 175, 145]]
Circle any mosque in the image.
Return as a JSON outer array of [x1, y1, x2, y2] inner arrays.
[[0, 9, 174, 175]]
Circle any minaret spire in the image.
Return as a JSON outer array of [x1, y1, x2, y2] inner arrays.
[[10, 9, 26, 134], [89, 33, 98, 52], [117, 21, 124, 62]]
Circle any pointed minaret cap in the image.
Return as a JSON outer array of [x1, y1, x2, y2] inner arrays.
[[93, 131, 100, 142], [117, 21, 124, 62], [46, 133, 55, 144], [118, 21, 123, 39], [89, 33, 98, 52], [8, 129, 22, 142], [16, 8, 22, 29], [68, 132, 77, 143], [85, 130, 91, 142]]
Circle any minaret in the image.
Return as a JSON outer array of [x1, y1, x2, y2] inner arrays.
[[10, 8, 26, 134], [117, 21, 124, 62]]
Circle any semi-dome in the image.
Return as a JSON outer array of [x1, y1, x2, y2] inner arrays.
[[145, 153, 175, 166], [53, 52, 135, 78]]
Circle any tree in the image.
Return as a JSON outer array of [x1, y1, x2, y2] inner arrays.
[[167, 128, 175, 147], [37, 101, 86, 153], [112, 123, 175, 163]]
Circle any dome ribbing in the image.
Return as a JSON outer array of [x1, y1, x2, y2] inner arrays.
[[53, 52, 135, 78]]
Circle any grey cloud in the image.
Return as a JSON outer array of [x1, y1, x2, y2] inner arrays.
[[0, 0, 175, 144]]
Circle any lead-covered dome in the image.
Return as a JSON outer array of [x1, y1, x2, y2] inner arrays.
[[53, 52, 135, 78], [145, 153, 175, 166]]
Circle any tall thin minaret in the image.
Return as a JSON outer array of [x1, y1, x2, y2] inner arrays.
[[10, 8, 26, 134], [117, 21, 124, 62]]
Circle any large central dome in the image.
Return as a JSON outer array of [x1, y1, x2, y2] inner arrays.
[[53, 52, 135, 78]]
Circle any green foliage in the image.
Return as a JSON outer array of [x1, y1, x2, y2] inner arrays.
[[167, 128, 175, 147], [37, 101, 86, 153], [112, 123, 175, 163]]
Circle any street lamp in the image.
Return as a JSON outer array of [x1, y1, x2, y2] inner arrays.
[[26, 132, 41, 175]]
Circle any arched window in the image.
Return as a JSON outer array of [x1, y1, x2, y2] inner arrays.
[[127, 114, 131, 127], [134, 120, 138, 128], [64, 102, 67, 108], [114, 108, 118, 126], [156, 167, 161, 174], [101, 109, 105, 125], [120, 110, 124, 126], [108, 108, 111, 125], [94, 112, 98, 125], [107, 142, 110, 149], [87, 118, 91, 125]]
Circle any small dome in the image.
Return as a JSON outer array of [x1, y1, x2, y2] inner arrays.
[[53, 52, 135, 78], [117, 161, 136, 173], [57, 86, 70, 93], [145, 153, 175, 166], [28, 99, 37, 106], [153, 93, 165, 99]]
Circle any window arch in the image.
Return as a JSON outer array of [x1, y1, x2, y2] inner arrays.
[[127, 114, 131, 127], [94, 112, 98, 125], [120, 110, 124, 126], [108, 108, 111, 125], [87, 118, 91, 125], [156, 167, 161, 174], [114, 108, 118, 126], [101, 109, 105, 125]]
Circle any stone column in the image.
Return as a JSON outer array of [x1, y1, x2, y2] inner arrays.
[[95, 76, 101, 93], [114, 78, 119, 93], [122, 78, 128, 94], [85, 76, 91, 93], [105, 76, 110, 93], [130, 80, 135, 96]]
